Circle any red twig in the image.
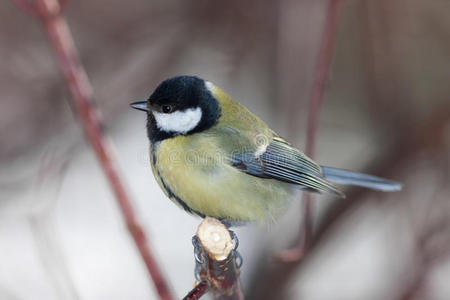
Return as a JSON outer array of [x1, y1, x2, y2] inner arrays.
[[13, 1, 174, 299], [12, 0, 39, 15], [277, 0, 343, 262], [183, 281, 209, 300]]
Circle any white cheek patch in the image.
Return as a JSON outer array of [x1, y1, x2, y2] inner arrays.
[[153, 107, 202, 134]]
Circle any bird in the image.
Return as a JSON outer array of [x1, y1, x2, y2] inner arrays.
[[131, 75, 401, 224]]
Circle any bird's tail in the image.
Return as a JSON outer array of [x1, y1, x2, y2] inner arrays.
[[321, 166, 402, 192]]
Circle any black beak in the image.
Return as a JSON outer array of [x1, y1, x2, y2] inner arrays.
[[130, 101, 149, 112]]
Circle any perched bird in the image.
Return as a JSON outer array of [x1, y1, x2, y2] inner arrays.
[[131, 76, 401, 224]]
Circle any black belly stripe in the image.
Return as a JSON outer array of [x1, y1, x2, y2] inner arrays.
[[152, 147, 205, 218], [158, 170, 205, 218]]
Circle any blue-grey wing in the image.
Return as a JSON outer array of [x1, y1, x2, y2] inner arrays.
[[231, 137, 344, 197]]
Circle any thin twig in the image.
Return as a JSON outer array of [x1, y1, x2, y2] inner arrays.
[[30, 149, 80, 300], [276, 0, 343, 262], [12, 0, 39, 15], [12, 1, 174, 299], [183, 281, 209, 300]]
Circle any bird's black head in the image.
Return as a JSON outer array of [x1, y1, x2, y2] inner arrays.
[[131, 76, 221, 143]]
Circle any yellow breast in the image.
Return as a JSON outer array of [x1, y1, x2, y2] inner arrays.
[[151, 134, 295, 222]]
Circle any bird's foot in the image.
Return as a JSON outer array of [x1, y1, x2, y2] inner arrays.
[[228, 230, 243, 268]]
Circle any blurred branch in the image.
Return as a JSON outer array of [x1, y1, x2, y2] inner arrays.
[[12, 0, 68, 16], [29, 149, 80, 300], [310, 102, 450, 300], [396, 187, 450, 300], [315, 102, 450, 245], [188, 217, 243, 300], [249, 103, 450, 299], [276, 0, 343, 262], [397, 223, 450, 300], [12, 0, 39, 16], [313, 0, 450, 250], [12, 1, 174, 299]]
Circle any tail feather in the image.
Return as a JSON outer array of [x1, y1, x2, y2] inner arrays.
[[321, 166, 402, 192]]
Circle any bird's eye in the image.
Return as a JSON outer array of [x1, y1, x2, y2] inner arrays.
[[161, 105, 172, 113]]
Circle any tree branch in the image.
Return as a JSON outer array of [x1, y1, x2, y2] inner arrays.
[[183, 281, 209, 300], [189, 217, 244, 300], [12, 1, 174, 299], [276, 0, 343, 262]]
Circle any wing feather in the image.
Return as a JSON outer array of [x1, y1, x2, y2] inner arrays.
[[231, 138, 344, 197]]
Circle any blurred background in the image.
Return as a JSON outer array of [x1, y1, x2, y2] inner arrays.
[[1, 0, 449, 299]]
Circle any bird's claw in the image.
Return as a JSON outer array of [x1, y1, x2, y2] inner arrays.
[[228, 230, 243, 268]]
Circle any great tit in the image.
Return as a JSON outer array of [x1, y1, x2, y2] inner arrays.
[[131, 75, 401, 223]]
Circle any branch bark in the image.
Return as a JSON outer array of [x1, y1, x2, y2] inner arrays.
[[190, 217, 244, 300], [183, 281, 209, 300]]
